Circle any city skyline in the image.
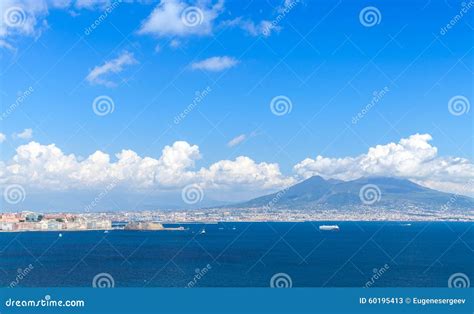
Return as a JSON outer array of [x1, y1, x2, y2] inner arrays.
[[1, 0, 473, 209]]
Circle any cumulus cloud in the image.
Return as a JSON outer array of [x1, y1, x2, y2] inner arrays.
[[227, 134, 246, 147], [191, 56, 238, 72], [0, 0, 123, 49], [86, 51, 138, 87], [0, 133, 6, 143], [13, 128, 33, 139], [138, 0, 224, 37], [0, 140, 292, 194], [293, 134, 474, 196], [0, 134, 472, 201], [0, 0, 49, 48]]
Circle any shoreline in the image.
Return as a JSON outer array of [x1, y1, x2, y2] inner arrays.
[[1, 219, 472, 233]]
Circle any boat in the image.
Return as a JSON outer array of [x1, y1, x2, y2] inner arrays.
[[104, 230, 109, 234], [319, 225, 339, 231], [200, 228, 206, 234]]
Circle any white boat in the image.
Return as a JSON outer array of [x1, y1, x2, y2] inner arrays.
[[200, 229, 206, 234], [319, 225, 340, 231]]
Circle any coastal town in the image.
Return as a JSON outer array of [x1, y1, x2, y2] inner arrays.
[[1, 204, 472, 232], [0, 212, 112, 232]]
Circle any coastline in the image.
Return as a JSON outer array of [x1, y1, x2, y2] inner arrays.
[[1, 219, 472, 233]]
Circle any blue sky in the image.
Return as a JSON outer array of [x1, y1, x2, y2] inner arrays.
[[0, 0, 473, 210]]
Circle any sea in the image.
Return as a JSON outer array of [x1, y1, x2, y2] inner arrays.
[[0, 222, 472, 287]]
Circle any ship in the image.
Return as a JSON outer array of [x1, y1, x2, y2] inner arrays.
[[319, 225, 340, 231]]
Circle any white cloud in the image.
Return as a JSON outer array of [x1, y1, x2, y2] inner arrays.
[[0, 0, 49, 48], [222, 18, 278, 37], [74, 0, 112, 9], [13, 128, 33, 139], [0, 133, 6, 143], [138, 0, 224, 37], [227, 134, 246, 147], [293, 134, 474, 196], [0, 0, 130, 49], [191, 56, 238, 72], [0, 140, 292, 194], [0, 134, 472, 201], [86, 51, 138, 87]]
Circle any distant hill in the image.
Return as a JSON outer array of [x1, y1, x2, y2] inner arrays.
[[232, 176, 474, 210]]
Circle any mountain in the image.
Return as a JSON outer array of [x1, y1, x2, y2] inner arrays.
[[233, 176, 474, 210]]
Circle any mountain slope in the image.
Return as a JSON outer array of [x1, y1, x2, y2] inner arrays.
[[233, 176, 474, 210]]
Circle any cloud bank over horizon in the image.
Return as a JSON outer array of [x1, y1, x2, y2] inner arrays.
[[1, 134, 473, 204]]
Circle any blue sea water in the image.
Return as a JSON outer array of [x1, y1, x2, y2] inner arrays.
[[0, 222, 472, 287]]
